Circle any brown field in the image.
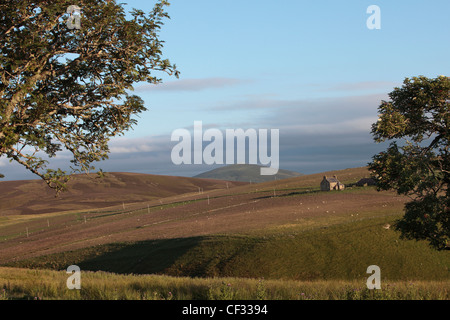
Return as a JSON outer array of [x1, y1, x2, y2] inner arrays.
[[0, 167, 409, 265], [0, 172, 247, 215]]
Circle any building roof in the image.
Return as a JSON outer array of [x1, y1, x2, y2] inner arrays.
[[322, 176, 340, 183]]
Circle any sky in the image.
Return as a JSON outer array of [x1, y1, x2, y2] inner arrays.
[[1, 0, 450, 180]]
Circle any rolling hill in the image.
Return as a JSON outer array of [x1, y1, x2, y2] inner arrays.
[[1, 166, 448, 283], [194, 164, 303, 183], [0, 172, 247, 215]]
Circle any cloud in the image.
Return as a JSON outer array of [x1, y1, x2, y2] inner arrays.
[[0, 92, 389, 180], [108, 136, 169, 154], [211, 98, 297, 111], [322, 81, 400, 92], [0, 156, 7, 167], [135, 77, 250, 92], [280, 117, 376, 136], [209, 93, 386, 128]]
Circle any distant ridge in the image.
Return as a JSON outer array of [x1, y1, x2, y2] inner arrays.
[[194, 164, 303, 183], [0, 172, 246, 215]]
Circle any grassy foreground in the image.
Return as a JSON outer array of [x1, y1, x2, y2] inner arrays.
[[0, 267, 448, 300], [7, 215, 450, 281]]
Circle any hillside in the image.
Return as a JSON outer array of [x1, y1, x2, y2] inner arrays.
[[0, 172, 246, 215], [0, 166, 448, 283], [194, 164, 303, 183]]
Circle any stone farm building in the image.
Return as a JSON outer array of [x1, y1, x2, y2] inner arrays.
[[356, 178, 376, 187], [320, 175, 345, 191]]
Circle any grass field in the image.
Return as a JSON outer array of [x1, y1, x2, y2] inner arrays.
[[0, 267, 448, 300], [6, 214, 450, 282], [0, 167, 449, 300]]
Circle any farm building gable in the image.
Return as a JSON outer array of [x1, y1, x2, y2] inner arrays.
[[320, 175, 345, 191]]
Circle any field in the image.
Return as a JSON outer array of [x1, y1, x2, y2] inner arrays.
[[0, 267, 448, 300], [0, 167, 449, 300]]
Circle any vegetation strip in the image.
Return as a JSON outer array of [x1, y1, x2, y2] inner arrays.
[[0, 267, 448, 300]]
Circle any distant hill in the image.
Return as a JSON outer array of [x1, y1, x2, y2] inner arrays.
[[0, 172, 246, 215], [194, 164, 303, 183]]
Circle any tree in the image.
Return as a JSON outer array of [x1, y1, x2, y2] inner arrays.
[[0, 0, 178, 193], [369, 75, 450, 250]]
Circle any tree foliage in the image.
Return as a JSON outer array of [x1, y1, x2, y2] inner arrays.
[[0, 0, 178, 193], [369, 76, 450, 250]]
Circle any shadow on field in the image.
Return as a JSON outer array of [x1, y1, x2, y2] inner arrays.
[[74, 237, 204, 275], [5, 235, 262, 278]]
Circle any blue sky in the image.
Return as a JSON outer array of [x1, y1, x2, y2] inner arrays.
[[1, 0, 450, 180], [130, 0, 448, 133]]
